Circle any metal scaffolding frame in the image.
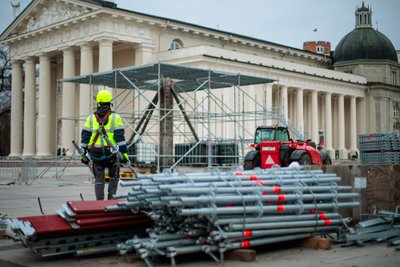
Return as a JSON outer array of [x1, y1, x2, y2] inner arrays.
[[58, 62, 299, 172]]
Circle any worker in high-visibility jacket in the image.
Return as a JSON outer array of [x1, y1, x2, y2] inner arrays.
[[81, 90, 129, 200]]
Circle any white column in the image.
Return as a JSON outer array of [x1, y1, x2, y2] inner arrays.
[[79, 43, 93, 134], [23, 58, 36, 157], [280, 85, 288, 121], [266, 83, 273, 125], [311, 90, 319, 142], [289, 92, 294, 126], [98, 38, 113, 98], [350, 96, 358, 155], [50, 62, 57, 154], [368, 96, 376, 132], [319, 95, 325, 137], [37, 54, 52, 157], [135, 44, 153, 65], [324, 93, 333, 156], [9, 60, 23, 157], [61, 48, 76, 156], [296, 88, 304, 138], [305, 93, 311, 139], [358, 97, 366, 135], [332, 97, 338, 149], [98, 38, 113, 72], [338, 94, 347, 158]]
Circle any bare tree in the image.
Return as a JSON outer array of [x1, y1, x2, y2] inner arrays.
[[0, 45, 12, 92]]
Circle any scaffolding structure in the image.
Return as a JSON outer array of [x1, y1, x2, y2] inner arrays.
[[59, 62, 300, 172]]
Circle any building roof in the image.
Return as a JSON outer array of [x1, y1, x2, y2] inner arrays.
[[334, 1, 398, 64], [334, 28, 398, 64]]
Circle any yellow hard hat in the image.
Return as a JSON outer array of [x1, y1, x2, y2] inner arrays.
[[96, 90, 112, 103]]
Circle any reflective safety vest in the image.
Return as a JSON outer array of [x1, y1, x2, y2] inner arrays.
[[83, 112, 124, 150]]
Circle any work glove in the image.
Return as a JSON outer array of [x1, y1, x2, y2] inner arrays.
[[120, 153, 129, 164]]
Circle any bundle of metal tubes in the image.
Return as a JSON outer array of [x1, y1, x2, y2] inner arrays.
[[108, 166, 360, 266]]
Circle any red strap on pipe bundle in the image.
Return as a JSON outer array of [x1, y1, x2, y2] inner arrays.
[[273, 186, 281, 193], [318, 212, 327, 220], [241, 240, 251, 248], [278, 194, 286, 202], [249, 175, 258, 180], [243, 230, 252, 238], [277, 204, 285, 212]]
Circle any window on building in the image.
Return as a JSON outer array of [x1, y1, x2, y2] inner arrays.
[[170, 39, 183, 50], [391, 71, 397, 85], [316, 46, 324, 54], [394, 104, 400, 118]]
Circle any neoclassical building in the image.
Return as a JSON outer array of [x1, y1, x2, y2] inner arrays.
[[0, 0, 399, 160]]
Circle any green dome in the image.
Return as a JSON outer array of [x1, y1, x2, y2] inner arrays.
[[334, 28, 398, 64]]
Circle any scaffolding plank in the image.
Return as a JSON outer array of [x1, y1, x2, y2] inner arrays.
[[76, 214, 148, 226], [67, 199, 123, 214]]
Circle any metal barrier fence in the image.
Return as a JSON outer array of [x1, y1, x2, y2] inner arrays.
[[0, 157, 38, 185]]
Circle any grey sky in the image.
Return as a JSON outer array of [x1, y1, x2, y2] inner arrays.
[[1, 0, 399, 51]]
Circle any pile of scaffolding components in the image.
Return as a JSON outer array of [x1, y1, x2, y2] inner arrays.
[[359, 132, 400, 164], [337, 209, 400, 250], [7, 199, 152, 257], [110, 167, 359, 265]]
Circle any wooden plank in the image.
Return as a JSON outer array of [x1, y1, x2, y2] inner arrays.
[[300, 237, 331, 250]]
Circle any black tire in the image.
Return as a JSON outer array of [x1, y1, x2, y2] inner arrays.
[[243, 155, 260, 170], [243, 160, 253, 170], [298, 153, 311, 165], [324, 155, 332, 165]]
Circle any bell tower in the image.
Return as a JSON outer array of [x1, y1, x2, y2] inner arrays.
[[355, 0, 372, 29]]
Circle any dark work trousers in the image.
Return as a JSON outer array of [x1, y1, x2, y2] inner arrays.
[[92, 157, 120, 200]]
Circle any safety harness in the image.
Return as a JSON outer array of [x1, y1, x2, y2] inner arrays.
[[89, 111, 115, 161]]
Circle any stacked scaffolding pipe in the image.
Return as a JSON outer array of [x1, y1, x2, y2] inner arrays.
[[112, 166, 359, 266]]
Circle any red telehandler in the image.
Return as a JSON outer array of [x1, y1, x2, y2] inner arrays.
[[243, 126, 332, 170]]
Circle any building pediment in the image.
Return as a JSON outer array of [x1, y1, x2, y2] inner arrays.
[[1, 0, 99, 40], [24, 1, 88, 32]]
